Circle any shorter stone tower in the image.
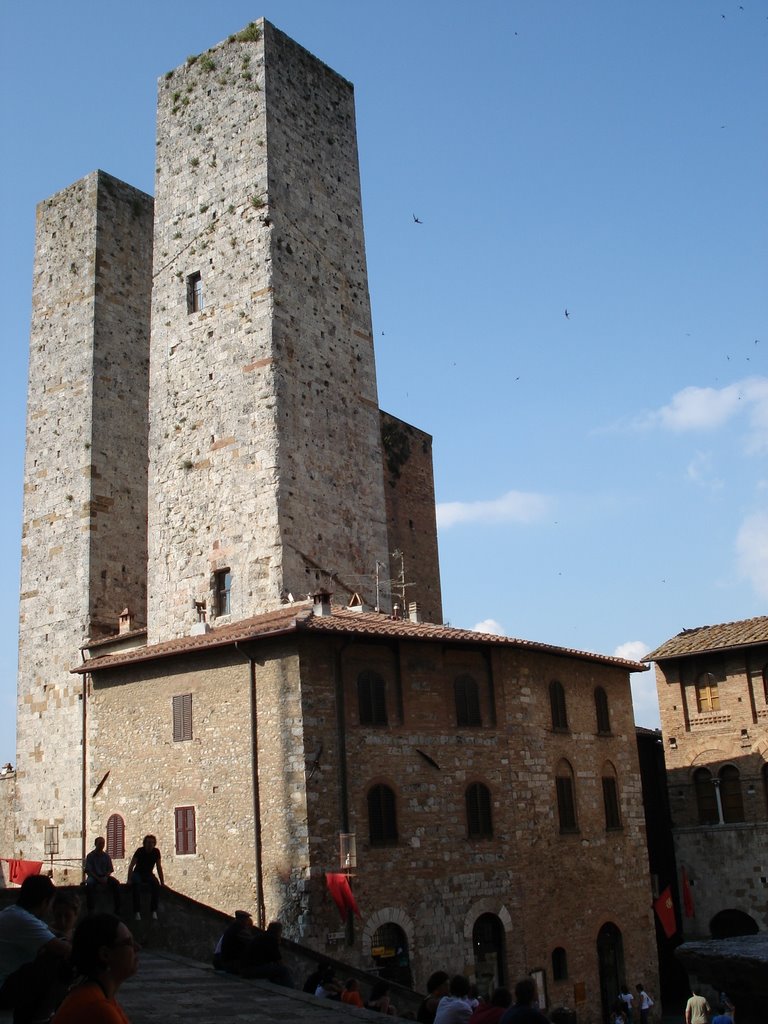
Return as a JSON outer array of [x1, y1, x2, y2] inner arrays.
[[15, 171, 152, 865]]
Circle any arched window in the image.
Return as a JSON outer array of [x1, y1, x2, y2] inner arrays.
[[455, 674, 482, 726], [695, 671, 719, 713], [602, 763, 622, 830], [368, 784, 398, 846], [595, 687, 610, 734], [357, 671, 388, 726], [466, 783, 493, 839], [555, 759, 578, 832], [106, 814, 125, 859], [551, 946, 568, 981], [550, 681, 568, 731], [719, 765, 744, 823], [693, 767, 718, 825]]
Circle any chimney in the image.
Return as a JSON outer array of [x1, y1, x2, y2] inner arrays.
[[408, 601, 421, 624], [313, 590, 333, 617], [118, 608, 133, 635], [347, 592, 366, 613]]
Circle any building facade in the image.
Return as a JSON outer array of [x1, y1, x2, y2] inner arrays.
[[647, 616, 768, 939], [75, 600, 657, 1022], [14, 17, 659, 1023]]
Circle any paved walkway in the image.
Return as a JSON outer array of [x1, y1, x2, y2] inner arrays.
[[119, 950, 404, 1023]]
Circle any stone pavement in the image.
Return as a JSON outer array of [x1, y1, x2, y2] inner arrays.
[[119, 950, 406, 1023]]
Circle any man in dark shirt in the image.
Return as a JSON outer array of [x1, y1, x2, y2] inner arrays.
[[213, 910, 255, 973], [84, 837, 121, 913], [499, 978, 548, 1024], [127, 834, 164, 920]]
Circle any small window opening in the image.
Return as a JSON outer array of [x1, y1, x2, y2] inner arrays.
[[187, 272, 203, 313]]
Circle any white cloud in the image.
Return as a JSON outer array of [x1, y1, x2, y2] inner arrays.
[[471, 618, 505, 636], [613, 640, 660, 730], [685, 451, 723, 490], [437, 490, 551, 529], [639, 376, 768, 452], [736, 511, 768, 599]]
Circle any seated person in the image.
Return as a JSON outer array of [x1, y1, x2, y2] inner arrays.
[[341, 978, 364, 1007], [84, 837, 121, 914], [212, 911, 254, 973], [243, 921, 293, 987]]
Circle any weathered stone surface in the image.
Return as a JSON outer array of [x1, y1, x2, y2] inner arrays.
[[16, 171, 152, 866], [676, 933, 768, 1024]]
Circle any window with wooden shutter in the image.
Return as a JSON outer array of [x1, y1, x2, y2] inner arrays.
[[175, 806, 196, 854], [594, 687, 610, 734], [466, 782, 493, 839], [454, 674, 482, 727], [106, 813, 125, 859], [172, 694, 193, 742], [367, 784, 398, 846], [357, 671, 388, 726]]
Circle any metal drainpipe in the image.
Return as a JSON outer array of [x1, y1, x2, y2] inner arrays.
[[80, 650, 88, 883], [333, 638, 353, 942], [234, 642, 266, 929]]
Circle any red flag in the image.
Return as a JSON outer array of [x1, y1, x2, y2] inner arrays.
[[653, 885, 677, 938], [325, 872, 362, 921], [681, 866, 695, 918], [7, 859, 43, 884]]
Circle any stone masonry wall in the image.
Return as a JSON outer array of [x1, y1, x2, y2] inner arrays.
[[16, 172, 152, 870], [298, 638, 657, 1020], [655, 643, 768, 937], [147, 20, 390, 642], [380, 412, 443, 624]]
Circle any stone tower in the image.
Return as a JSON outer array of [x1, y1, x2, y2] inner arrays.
[[16, 172, 152, 864], [147, 21, 391, 642]]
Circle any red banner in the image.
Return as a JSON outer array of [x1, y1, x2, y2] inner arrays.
[[653, 885, 677, 938], [325, 872, 362, 921]]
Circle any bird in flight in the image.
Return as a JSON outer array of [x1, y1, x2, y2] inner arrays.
[[413, 214, 423, 224], [564, 308, 571, 319]]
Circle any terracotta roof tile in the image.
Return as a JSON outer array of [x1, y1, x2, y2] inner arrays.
[[73, 602, 648, 674], [644, 615, 768, 662]]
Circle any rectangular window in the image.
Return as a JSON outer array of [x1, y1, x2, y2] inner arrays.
[[172, 694, 193, 742], [556, 776, 577, 832], [602, 777, 622, 830], [214, 569, 231, 616], [187, 272, 203, 313], [174, 806, 196, 855]]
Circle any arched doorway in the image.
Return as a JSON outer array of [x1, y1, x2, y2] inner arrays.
[[371, 922, 413, 988], [472, 913, 507, 998], [710, 909, 759, 938], [597, 922, 625, 1022]]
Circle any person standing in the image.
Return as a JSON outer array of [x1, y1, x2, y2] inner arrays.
[[85, 837, 122, 914], [619, 985, 634, 1022], [685, 989, 711, 1024], [127, 835, 164, 920], [636, 983, 654, 1024]]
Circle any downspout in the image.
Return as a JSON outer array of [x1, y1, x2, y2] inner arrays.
[[333, 638, 353, 943], [80, 650, 88, 883], [234, 642, 266, 929]]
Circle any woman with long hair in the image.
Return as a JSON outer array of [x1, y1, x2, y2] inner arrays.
[[52, 914, 139, 1024]]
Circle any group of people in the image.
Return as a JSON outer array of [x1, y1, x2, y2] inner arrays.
[[684, 987, 736, 1024], [611, 982, 654, 1023], [85, 834, 164, 921], [302, 963, 399, 1014], [212, 912, 292, 987], [0, 874, 139, 1023], [415, 971, 547, 1024]]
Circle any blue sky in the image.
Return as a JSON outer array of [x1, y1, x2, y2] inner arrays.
[[1, 1, 766, 765]]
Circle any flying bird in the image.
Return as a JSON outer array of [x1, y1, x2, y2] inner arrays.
[[413, 214, 423, 224], [564, 308, 570, 319]]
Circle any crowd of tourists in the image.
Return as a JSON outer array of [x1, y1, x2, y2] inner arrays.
[[0, 867, 739, 1024]]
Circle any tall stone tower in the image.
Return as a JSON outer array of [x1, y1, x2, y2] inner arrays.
[[147, 21, 391, 641], [16, 172, 152, 863]]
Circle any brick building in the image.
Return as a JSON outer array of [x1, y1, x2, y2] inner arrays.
[[647, 615, 768, 939], [13, 18, 658, 1021]]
